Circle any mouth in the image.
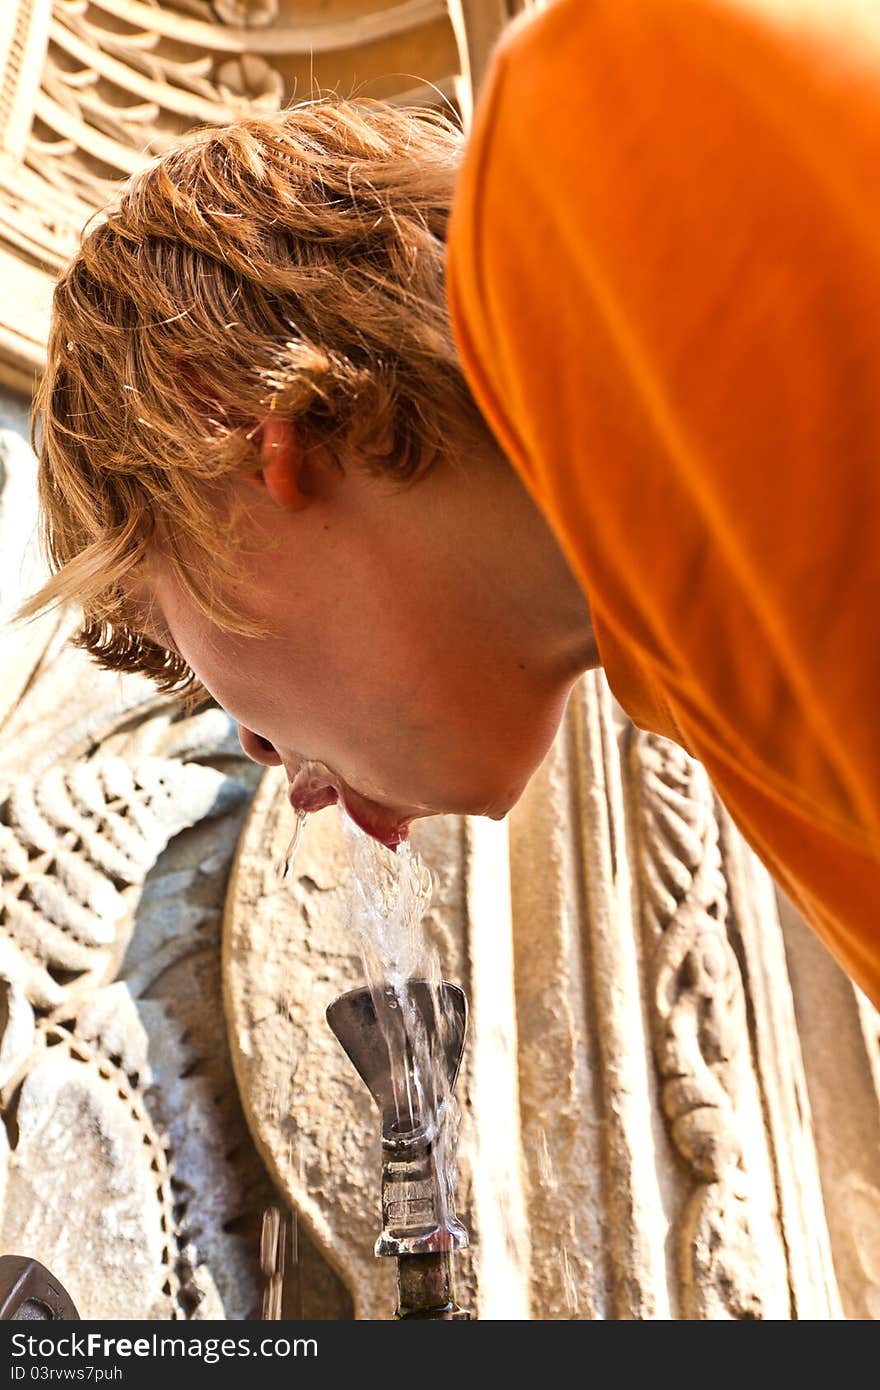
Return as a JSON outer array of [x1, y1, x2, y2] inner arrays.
[[286, 765, 413, 851]]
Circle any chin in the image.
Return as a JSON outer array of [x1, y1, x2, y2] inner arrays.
[[403, 784, 517, 823], [445, 773, 531, 821], [482, 789, 527, 820], [396, 732, 551, 824]]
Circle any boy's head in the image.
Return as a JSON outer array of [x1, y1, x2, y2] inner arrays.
[[24, 100, 594, 846]]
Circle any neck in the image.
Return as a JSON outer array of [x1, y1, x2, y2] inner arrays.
[[461, 439, 601, 684]]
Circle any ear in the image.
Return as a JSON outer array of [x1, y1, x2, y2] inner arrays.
[[257, 415, 310, 511]]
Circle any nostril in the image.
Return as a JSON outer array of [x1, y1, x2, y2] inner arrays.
[[237, 724, 282, 766]]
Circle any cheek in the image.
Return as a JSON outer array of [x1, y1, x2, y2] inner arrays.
[[177, 617, 375, 754], [161, 552, 436, 757]]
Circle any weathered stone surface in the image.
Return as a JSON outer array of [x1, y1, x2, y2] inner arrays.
[[0, 962, 34, 1093], [1, 753, 245, 1013], [0, 713, 271, 1318], [508, 706, 621, 1319], [124, 801, 354, 1322], [0, 1021, 193, 1319], [777, 890, 880, 1320]]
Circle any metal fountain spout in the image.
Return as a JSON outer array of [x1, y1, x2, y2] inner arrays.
[[326, 979, 472, 1320]]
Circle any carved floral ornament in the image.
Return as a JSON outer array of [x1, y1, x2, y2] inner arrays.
[[629, 731, 790, 1318]]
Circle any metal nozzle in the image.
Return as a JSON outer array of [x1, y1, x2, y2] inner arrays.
[[327, 980, 472, 1319], [0, 1256, 78, 1320], [326, 980, 465, 1131]]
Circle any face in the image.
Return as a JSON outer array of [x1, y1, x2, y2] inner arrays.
[[144, 435, 594, 848]]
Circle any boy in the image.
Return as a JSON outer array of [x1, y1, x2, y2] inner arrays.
[[21, 0, 880, 1005]]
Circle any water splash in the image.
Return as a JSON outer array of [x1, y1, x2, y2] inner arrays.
[[344, 819, 434, 987]]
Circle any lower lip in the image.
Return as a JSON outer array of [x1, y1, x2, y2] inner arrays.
[[287, 783, 410, 851], [339, 792, 411, 851]]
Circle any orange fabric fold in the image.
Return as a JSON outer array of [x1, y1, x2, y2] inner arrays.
[[447, 0, 880, 1004]]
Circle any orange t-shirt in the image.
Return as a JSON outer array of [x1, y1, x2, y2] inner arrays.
[[446, 0, 880, 1006]]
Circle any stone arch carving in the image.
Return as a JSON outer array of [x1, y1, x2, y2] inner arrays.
[[0, 0, 477, 392]]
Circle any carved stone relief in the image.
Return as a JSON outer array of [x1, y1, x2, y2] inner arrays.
[[503, 677, 831, 1319], [628, 731, 789, 1319]]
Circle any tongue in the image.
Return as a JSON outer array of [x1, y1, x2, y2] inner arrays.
[[289, 761, 412, 849], [294, 785, 339, 813]]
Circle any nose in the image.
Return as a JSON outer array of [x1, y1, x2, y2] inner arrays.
[[237, 724, 283, 767]]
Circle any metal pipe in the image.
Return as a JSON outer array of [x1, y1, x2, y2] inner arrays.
[[396, 1252, 469, 1320]]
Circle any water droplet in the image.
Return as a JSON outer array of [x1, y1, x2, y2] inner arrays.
[[275, 808, 308, 881]]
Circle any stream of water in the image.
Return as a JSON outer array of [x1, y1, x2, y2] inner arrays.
[[261, 807, 463, 1317], [343, 817, 463, 1230]]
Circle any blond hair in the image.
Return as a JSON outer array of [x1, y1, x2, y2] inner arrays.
[[21, 99, 484, 694]]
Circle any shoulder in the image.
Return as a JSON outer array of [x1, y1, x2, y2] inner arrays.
[[479, 0, 877, 126]]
